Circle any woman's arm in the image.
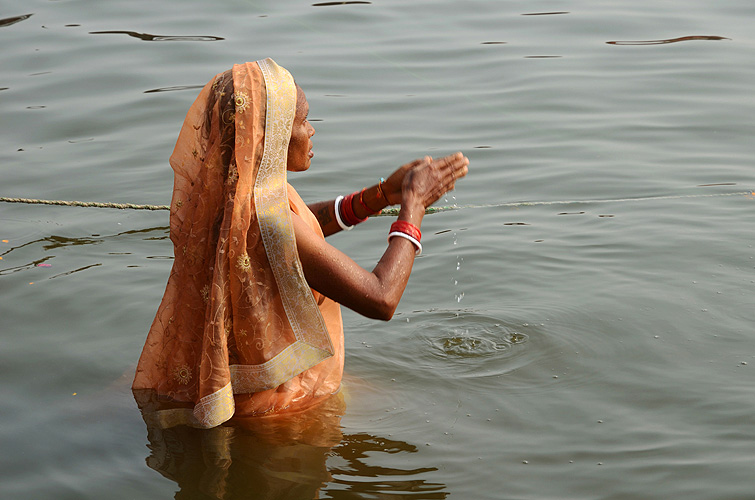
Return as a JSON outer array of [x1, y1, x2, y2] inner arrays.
[[295, 153, 468, 320], [307, 158, 428, 237]]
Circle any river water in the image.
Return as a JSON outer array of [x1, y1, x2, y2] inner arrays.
[[2, 1, 754, 498]]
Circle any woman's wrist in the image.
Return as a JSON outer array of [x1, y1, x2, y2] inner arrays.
[[397, 197, 425, 227], [351, 182, 390, 220]]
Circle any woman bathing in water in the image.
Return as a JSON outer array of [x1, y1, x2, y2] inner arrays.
[[132, 58, 468, 427]]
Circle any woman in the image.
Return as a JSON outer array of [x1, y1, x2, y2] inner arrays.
[[132, 58, 468, 428]]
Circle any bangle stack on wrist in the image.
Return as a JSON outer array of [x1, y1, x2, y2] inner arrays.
[[388, 220, 422, 255], [334, 186, 387, 231], [334, 193, 367, 231]]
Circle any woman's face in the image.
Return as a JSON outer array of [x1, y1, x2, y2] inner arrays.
[[287, 85, 315, 172]]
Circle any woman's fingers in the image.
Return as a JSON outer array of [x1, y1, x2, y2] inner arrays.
[[431, 153, 468, 192], [398, 152, 468, 208], [436, 152, 469, 177], [384, 157, 434, 204]]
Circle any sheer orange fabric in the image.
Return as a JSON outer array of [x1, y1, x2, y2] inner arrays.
[[132, 59, 343, 428]]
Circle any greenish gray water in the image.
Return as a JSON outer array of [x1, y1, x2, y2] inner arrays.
[[2, 1, 754, 498]]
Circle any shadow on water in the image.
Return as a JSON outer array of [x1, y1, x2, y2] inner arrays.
[[133, 391, 447, 499]]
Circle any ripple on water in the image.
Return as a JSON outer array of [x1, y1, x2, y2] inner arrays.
[[405, 310, 530, 380], [377, 306, 621, 395], [428, 317, 527, 359]]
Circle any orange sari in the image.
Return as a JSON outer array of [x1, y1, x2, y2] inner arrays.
[[132, 59, 344, 428]]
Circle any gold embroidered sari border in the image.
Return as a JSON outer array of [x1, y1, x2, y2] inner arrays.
[[253, 57, 335, 374]]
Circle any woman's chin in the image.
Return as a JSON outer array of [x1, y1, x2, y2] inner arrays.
[[287, 161, 311, 172]]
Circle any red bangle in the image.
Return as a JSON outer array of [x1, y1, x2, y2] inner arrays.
[[341, 192, 368, 227], [388, 220, 422, 255], [358, 188, 382, 215], [390, 221, 421, 242]]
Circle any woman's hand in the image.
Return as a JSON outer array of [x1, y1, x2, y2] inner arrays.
[[381, 157, 429, 205], [383, 153, 468, 207], [401, 153, 469, 209]]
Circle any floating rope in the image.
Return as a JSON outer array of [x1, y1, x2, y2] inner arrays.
[[0, 197, 169, 211], [1, 191, 752, 216], [0, 196, 445, 215]]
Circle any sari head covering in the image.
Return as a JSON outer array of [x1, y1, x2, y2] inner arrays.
[[132, 58, 340, 428]]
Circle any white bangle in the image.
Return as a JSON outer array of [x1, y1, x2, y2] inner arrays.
[[388, 231, 422, 256], [334, 195, 354, 231]]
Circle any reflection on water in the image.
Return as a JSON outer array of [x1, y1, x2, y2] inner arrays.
[[0, 13, 32, 28], [328, 434, 447, 499], [48, 263, 102, 279], [312, 1, 372, 6], [607, 35, 730, 45], [521, 11, 569, 16], [144, 85, 205, 94], [89, 31, 224, 42], [134, 391, 447, 499], [0, 225, 168, 276]]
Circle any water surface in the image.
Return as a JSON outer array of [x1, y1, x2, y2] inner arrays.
[[2, 0, 754, 498]]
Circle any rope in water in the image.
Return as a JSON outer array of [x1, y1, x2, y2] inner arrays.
[[0, 191, 752, 216], [0, 196, 437, 215], [0, 197, 169, 211]]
